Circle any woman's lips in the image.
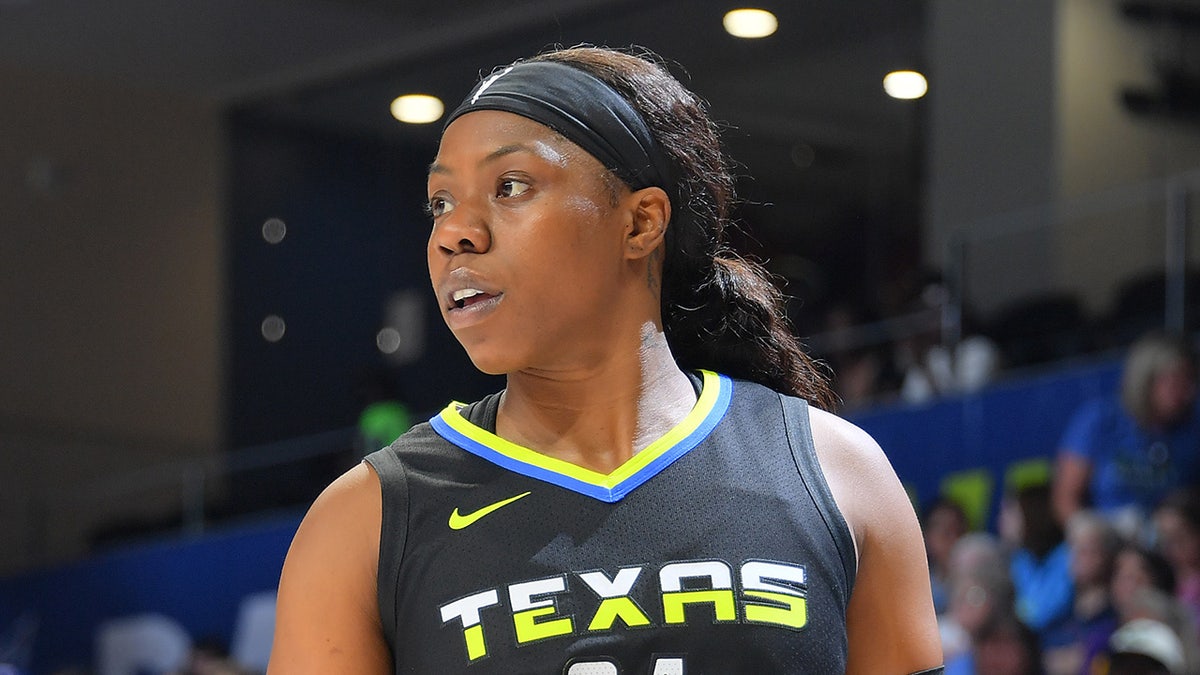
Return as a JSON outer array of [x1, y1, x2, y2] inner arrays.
[[458, 291, 497, 308], [445, 291, 503, 329]]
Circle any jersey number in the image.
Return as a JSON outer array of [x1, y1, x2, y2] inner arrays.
[[565, 657, 684, 675]]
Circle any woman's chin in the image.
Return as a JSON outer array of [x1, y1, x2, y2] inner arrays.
[[462, 345, 520, 377]]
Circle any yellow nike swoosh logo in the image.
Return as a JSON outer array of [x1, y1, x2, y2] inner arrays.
[[448, 491, 532, 530]]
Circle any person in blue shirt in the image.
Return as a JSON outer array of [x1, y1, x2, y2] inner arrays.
[[1006, 483, 1073, 644], [1041, 510, 1121, 675], [1053, 332, 1200, 529]]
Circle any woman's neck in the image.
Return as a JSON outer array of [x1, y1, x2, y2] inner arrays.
[[496, 322, 697, 474]]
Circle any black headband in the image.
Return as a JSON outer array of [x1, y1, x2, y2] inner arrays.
[[443, 60, 673, 192]]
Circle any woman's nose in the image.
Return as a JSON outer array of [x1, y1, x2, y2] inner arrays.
[[431, 204, 491, 257]]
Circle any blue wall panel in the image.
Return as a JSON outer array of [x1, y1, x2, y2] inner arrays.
[[0, 517, 300, 673]]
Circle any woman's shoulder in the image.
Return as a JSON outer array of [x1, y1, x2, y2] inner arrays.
[[294, 462, 383, 549], [725, 378, 894, 499], [1060, 395, 1136, 452], [805, 405, 891, 481], [800, 405, 911, 546], [285, 462, 384, 586], [271, 462, 390, 670], [802, 405, 943, 669], [1069, 394, 1126, 424]]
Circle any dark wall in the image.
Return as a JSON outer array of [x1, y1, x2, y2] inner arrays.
[[225, 115, 500, 452]]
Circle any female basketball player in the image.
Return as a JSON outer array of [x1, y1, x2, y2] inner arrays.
[[270, 46, 942, 674]]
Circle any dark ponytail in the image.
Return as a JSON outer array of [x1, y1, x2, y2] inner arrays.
[[532, 47, 836, 410]]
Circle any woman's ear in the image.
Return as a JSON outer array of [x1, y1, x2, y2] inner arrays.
[[624, 186, 671, 260]]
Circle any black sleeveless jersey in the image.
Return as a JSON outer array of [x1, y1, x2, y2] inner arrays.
[[364, 371, 857, 674]]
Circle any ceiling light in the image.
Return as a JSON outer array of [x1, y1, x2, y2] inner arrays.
[[723, 9, 778, 38], [390, 94, 444, 124], [883, 71, 928, 100]]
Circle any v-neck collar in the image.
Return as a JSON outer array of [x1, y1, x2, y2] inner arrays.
[[428, 370, 733, 502]]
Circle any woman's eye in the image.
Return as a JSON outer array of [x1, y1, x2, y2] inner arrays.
[[427, 196, 454, 217], [498, 179, 531, 198]]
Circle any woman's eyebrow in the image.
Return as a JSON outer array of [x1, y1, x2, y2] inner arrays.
[[428, 143, 540, 179], [481, 143, 534, 164]]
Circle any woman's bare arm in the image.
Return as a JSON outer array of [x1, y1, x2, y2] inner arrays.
[[269, 462, 391, 673], [808, 407, 942, 674], [1051, 452, 1091, 527]]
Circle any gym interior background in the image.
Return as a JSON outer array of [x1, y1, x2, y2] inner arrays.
[[2, 0, 1200, 670]]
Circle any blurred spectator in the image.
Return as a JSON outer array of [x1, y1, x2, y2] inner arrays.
[[1117, 589, 1198, 675], [895, 280, 1000, 405], [96, 613, 190, 675], [817, 302, 901, 409], [926, 498, 972, 615], [1106, 618, 1185, 675], [1002, 484, 1074, 643], [1042, 511, 1120, 675], [1153, 488, 1200, 634], [1052, 332, 1200, 531], [971, 617, 1044, 675], [170, 638, 253, 675], [942, 533, 1018, 668], [1087, 544, 1200, 675], [1111, 546, 1178, 628]]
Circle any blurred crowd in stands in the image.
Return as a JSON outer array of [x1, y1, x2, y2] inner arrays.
[[812, 268, 1195, 412], [927, 331, 1200, 674]]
